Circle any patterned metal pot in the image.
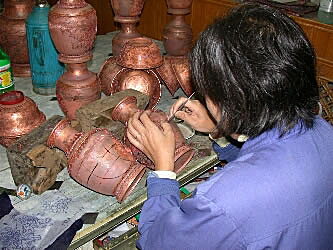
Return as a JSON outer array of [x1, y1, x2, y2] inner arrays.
[[0, 91, 46, 147], [47, 118, 146, 202]]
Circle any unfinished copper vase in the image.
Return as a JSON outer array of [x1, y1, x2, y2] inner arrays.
[[0, 0, 34, 77], [163, 0, 193, 56], [47, 118, 146, 202], [110, 0, 145, 56], [0, 91, 46, 147], [112, 96, 195, 173], [48, 0, 101, 120]]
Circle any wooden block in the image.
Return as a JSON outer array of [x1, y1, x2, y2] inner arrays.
[[76, 89, 150, 139], [6, 115, 67, 194]]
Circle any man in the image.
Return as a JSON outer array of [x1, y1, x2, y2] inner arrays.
[[127, 3, 333, 249]]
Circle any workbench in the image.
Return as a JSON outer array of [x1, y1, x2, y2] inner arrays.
[[0, 32, 220, 249]]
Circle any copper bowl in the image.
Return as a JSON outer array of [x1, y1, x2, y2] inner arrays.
[[156, 56, 180, 96], [113, 69, 161, 109], [171, 56, 193, 96], [116, 37, 163, 70], [0, 91, 46, 147], [98, 56, 125, 96]]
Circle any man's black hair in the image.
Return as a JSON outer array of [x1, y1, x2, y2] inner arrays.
[[190, 3, 319, 138]]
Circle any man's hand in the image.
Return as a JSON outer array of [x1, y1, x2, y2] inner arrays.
[[127, 111, 176, 171], [168, 97, 216, 133]]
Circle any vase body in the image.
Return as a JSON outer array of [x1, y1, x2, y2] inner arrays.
[[48, 0, 101, 120], [0, 0, 34, 77], [163, 0, 193, 57], [112, 96, 194, 173], [26, 2, 65, 95], [47, 119, 146, 202], [56, 62, 101, 120], [48, 0, 97, 61], [110, 0, 145, 56], [0, 91, 46, 147]]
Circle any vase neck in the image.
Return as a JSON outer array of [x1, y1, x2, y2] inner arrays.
[[48, 119, 82, 155], [67, 62, 89, 75]]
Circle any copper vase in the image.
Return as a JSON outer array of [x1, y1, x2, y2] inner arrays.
[[0, 91, 46, 147], [162, 0, 193, 57], [112, 96, 195, 173], [0, 0, 34, 77], [47, 118, 146, 202], [110, 0, 145, 56], [48, 0, 101, 120]]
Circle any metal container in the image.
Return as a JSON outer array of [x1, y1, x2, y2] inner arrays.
[[0, 0, 34, 77], [47, 118, 146, 202], [0, 90, 46, 147], [26, 0, 65, 95]]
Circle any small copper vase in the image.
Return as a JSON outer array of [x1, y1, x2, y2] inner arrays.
[[47, 118, 146, 202], [110, 0, 145, 56], [162, 0, 193, 57], [48, 0, 101, 120], [0, 91, 46, 147], [112, 96, 194, 173], [0, 0, 34, 77]]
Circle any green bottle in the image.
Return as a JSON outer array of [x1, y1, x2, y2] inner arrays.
[[0, 47, 15, 94]]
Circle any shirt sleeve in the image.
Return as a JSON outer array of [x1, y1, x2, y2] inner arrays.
[[136, 177, 245, 250]]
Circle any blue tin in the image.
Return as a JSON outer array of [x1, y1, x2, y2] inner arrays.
[[26, 2, 64, 95]]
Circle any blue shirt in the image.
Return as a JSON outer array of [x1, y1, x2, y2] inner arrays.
[[137, 117, 333, 250]]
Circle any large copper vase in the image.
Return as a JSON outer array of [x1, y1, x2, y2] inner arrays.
[[0, 91, 46, 147], [162, 0, 193, 57], [47, 119, 146, 202], [112, 96, 194, 173], [0, 0, 34, 77], [110, 0, 145, 56], [48, 0, 101, 120]]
